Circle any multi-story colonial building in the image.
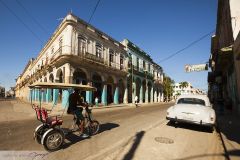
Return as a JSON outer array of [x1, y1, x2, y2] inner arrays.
[[15, 13, 129, 106], [121, 39, 164, 103]]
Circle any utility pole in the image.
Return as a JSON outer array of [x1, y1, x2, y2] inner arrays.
[[130, 54, 134, 103]]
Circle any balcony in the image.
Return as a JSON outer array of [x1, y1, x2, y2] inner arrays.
[[129, 65, 153, 79], [48, 46, 127, 73], [83, 52, 104, 64]]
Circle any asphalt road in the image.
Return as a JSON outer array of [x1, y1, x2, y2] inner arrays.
[[0, 100, 224, 160]]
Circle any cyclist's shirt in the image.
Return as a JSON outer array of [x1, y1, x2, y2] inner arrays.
[[68, 93, 83, 113]]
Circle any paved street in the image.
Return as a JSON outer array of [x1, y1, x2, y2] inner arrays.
[[0, 99, 226, 160]]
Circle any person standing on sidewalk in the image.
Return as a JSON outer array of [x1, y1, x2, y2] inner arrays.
[[134, 95, 139, 108], [95, 97, 99, 107]]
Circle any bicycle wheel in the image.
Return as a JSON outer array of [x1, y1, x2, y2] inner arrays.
[[89, 120, 100, 135], [43, 129, 64, 152], [34, 124, 48, 144]]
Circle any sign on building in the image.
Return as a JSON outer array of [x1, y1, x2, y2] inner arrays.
[[185, 63, 208, 73]]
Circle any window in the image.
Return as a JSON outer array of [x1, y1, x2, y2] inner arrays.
[[148, 64, 150, 72], [177, 98, 206, 106], [137, 58, 139, 71], [120, 55, 124, 70], [109, 49, 114, 65], [143, 61, 146, 70], [78, 36, 87, 54], [59, 38, 63, 54], [96, 43, 102, 58], [51, 47, 54, 54]]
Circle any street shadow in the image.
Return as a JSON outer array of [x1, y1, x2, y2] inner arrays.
[[61, 122, 119, 149], [98, 122, 120, 134], [166, 121, 213, 133], [214, 103, 240, 157], [216, 112, 240, 146], [122, 131, 145, 160]]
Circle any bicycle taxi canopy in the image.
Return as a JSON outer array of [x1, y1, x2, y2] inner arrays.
[[29, 82, 97, 119], [29, 82, 97, 91]]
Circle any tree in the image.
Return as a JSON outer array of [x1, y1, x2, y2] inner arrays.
[[179, 81, 188, 93], [163, 76, 175, 102]]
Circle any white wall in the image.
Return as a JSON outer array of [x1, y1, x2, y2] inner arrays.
[[230, 0, 240, 40]]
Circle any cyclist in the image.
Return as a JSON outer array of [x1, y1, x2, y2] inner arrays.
[[67, 88, 88, 138]]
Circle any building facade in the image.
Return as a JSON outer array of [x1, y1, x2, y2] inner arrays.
[[173, 82, 204, 99], [208, 0, 240, 113], [0, 86, 5, 98], [15, 13, 129, 106], [121, 39, 164, 104]]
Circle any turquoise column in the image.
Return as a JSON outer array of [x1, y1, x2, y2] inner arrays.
[[34, 89, 37, 101], [145, 87, 148, 103], [53, 89, 59, 105], [101, 85, 107, 106], [132, 82, 136, 103], [28, 89, 32, 102], [150, 87, 154, 103], [31, 89, 34, 101], [41, 90, 44, 102], [140, 84, 143, 103], [42, 90, 46, 102], [36, 89, 39, 101], [114, 86, 119, 104], [123, 87, 128, 104], [38, 89, 41, 102], [46, 89, 51, 103], [62, 89, 70, 108], [86, 91, 92, 104]]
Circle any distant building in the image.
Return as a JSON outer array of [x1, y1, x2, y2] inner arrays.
[[6, 87, 15, 98], [173, 82, 204, 99], [0, 86, 5, 98]]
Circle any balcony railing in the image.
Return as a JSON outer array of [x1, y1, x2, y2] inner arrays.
[[48, 46, 127, 72], [83, 52, 104, 64]]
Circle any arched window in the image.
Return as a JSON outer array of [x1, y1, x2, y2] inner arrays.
[[96, 42, 102, 58]]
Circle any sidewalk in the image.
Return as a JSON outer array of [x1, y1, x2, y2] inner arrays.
[[216, 109, 240, 160], [101, 118, 225, 160]]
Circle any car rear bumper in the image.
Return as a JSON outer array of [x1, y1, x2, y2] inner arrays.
[[166, 116, 215, 127]]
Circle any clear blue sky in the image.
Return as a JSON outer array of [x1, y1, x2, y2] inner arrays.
[[0, 0, 217, 91]]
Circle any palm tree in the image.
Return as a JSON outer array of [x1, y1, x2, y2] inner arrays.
[[163, 76, 175, 102], [179, 81, 188, 94]]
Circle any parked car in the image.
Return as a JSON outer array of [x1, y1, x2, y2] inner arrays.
[[166, 94, 216, 130]]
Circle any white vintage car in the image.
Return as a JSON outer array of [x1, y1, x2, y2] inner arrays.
[[166, 94, 216, 129]]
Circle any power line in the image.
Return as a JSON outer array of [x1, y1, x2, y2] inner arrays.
[[0, 0, 43, 43], [158, 29, 215, 63], [88, 0, 101, 24], [15, 0, 49, 35]]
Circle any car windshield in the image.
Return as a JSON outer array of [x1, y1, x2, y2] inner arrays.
[[177, 98, 206, 106]]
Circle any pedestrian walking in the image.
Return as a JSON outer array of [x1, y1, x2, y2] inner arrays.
[[95, 97, 99, 107], [134, 96, 138, 108]]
